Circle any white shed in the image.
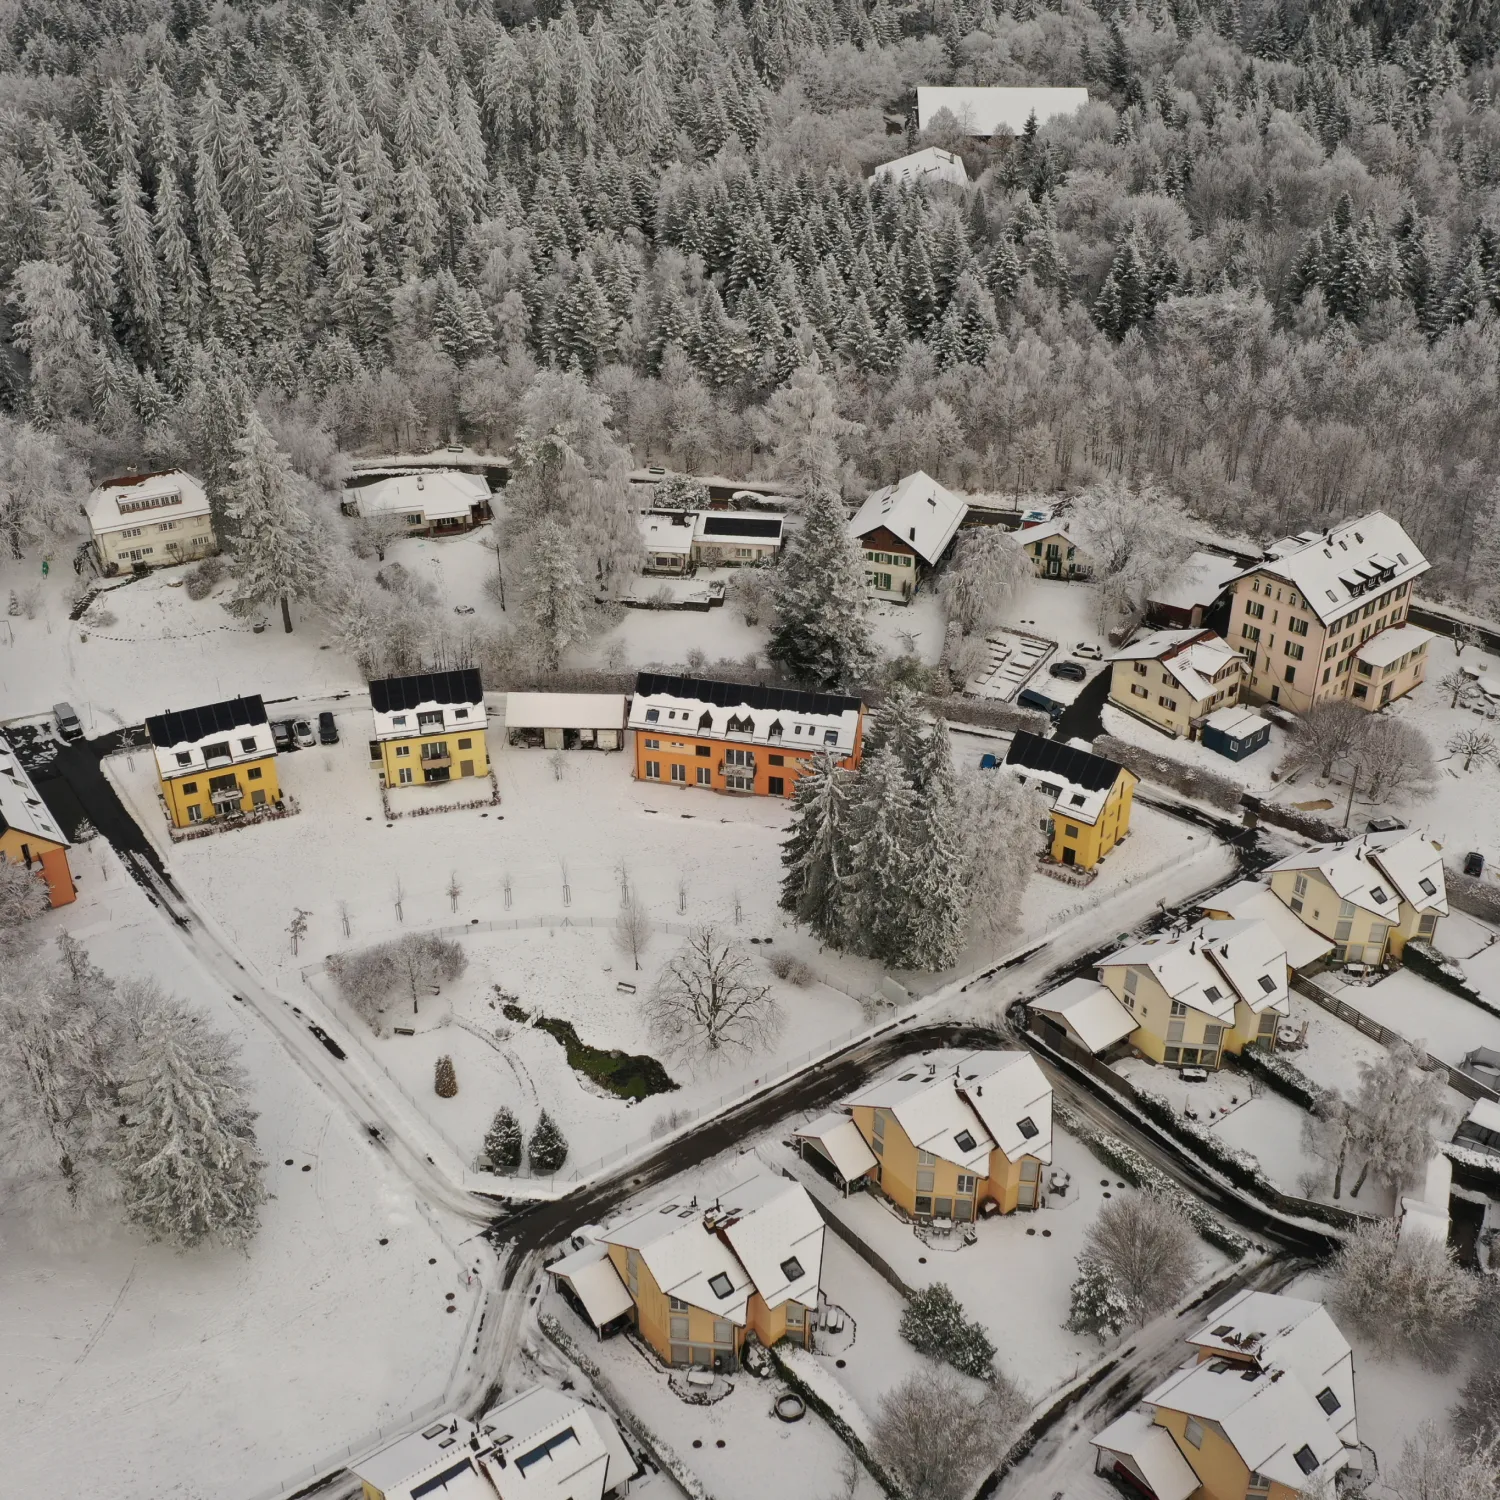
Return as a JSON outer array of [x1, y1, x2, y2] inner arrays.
[[505, 692, 627, 751]]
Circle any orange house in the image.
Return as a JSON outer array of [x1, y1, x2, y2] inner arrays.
[[627, 673, 865, 798], [0, 733, 75, 907]]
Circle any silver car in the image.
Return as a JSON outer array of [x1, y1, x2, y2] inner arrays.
[[292, 718, 317, 749]]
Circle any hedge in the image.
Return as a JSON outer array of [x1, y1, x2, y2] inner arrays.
[[1241, 795, 1348, 844], [1093, 733, 1242, 812], [1443, 864, 1500, 924], [1235, 1047, 1325, 1112]]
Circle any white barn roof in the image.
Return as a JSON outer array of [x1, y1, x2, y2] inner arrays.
[[916, 86, 1090, 137], [870, 146, 969, 188], [848, 470, 968, 566]]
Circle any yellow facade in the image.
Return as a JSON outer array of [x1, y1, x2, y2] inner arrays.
[[376, 726, 490, 787], [604, 1243, 811, 1369], [1108, 657, 1244, 738], [849, 1104, 1042, 1218], [159, 753, 281, 829], [1049, 770, 1136, 870], [1266, 867, 1436, 963], [1150, 1405, 1307, 1500], [1098, 962, 1275, 1069]]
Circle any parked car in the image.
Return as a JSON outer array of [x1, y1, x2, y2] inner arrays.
[[1017, 688, 1065, 722], [53, 701, 83, 741], [1073, 643, 1104, 660], [1366, 816, 1407, 833], [1465, 851, 1486, 878], [318, 711, 339, 745], [271, 719, 295, 753], [292, 718, 317, 749], [1049, 660, 1087, 681]]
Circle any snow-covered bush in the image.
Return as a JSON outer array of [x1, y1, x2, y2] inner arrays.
[[184, 554, 226, 599], [434, 1055, 458, 1097], [652, 474, 709, 511], [767, 950, 814, 986], [481, 1106, 523, 1172], [1066, 1257, 1131, 1340], [899, 1283, 996, 1379], [0, 857, 51, 947], [528, 1109, 568, 1174], [1082, 1190, 1201, 1323], [1236, 1048, 1324, 1111], [326, 933, 467, 1032], [1387, 1422, 1500, 1500]]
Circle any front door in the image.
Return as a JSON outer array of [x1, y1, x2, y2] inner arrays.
[[1062, 846, 1076, 866], [1018, 1159, 1040, 1209]]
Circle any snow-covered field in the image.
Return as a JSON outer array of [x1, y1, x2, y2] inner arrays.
[[0, 841, 473, 1500], [1334, 965, 1500, 1070]]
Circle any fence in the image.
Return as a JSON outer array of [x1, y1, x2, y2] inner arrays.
[[1290, 974, 1500, 1104]]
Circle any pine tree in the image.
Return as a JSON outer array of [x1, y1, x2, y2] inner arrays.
[[1095, 236, 1150, 337], [528, 1108, 569, 1173], [768, 482, 875, 690], [45, 160, 117, 333], [153, 166, 204, 339], [1067, 1257, 1131, 1339], [112, 989, 267, 1251], [222, 410, 323, 633], [482, 1105, 524, 1172], [112, 167, 163, 363], [844, 748, 921, 966], [434, 1055, 459, 1097], [901, 719, 970, 970], [525, 517, 593, 669], [780, 750, 860, 945]]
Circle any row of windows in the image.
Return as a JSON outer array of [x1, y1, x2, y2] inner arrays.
[[185, 789, 268, 821], [176, 735, 262, 767], [392, 738, 473, 756], [179, 767, 263, 794], [389, 707, 472, 727], [644, 760, 787, 794], [865, 550, 912, 567]]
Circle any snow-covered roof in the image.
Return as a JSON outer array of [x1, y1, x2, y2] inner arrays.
[[1029, 977, 1139, 1053], [1467, 1097, 1500, 1134], [640, 510, 695, 556], [1111, 629, 1246, 702], [1100, 918, 1288, 1021], [1200, 881, 1335, 970], [1204, 705, 1268, 740], [1354, 623, 1434, 669], [603, 1172, 823, 1321], [504, 693, 626, 731], [546, 1243, 635, 1328], [1267, 831, 1446, 920], [847, 1049, 1053, 1168], [85, 469, 209, 535], [1148, 550, 1242, 614], [847, 471, 968, 566], [352, 1416, 483, 1499], [792, 1112, 880, 1182], [1004, 732, 1132, 828], [628, 674, 863, 755], [0, 734, 68, 848], [1147, 1358, 1349, 1491], [1399, 1197, 1450, 1250], [1091, 1407, 1199, 1500], [870, 146, 969, 188], [479, 1386, 634, 1500], [916, 86, 1090, 137], [1247, 512, 1429, 626], [352, 469, 489, 522]]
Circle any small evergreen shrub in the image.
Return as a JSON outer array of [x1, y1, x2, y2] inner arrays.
[[482, 1105, 523, 1172], [1066, 1257, 1131, 1340], [899, 1282, 996, 1380], [434, 1055, 458, 1097], [529, 1109, 569, 1174]]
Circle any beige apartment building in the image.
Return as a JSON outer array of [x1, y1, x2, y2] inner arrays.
[[86, 469, 217, 575], [1226, 513, 1432, 714], [1108, 628, 1247, 737]]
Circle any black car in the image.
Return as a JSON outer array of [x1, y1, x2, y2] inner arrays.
[[1366, 816, 1407, 834], [1049, 660, 1087, 681], [271, 719, 295, 753], [1465, 851, 1486, 878], [1017, 687, 1065, 721], [318, 710, 339, 745]]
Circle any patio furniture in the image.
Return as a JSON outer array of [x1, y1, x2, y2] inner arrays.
[[932, 1216, 953, 1237], [823, 1307, 844, 1333], [686, 1369, 715, 1389]]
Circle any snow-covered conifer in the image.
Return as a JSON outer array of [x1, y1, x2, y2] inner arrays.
[[0, 417, 84, 560], [434, 1055, 459, 1097], [524, 518, 593, 670], [779, 750, 859, 947], [1066, 1257, 1131, 1340], [528, 1109, 569, 1173], [899, 1282, 996, 1379], [482, 1106, 523, 1172]]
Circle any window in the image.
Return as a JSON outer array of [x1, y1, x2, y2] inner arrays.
[[392, 715, 407, 726], [872, 1109, 886, 1137], [1164, 1046, 1180, 1063], [1294, 874, 1308, 896], [1124, 968, 1138, 995], [1293, 1445, 1319, 1476], [1170, 1000, 1187, 1016], [1203, 1025, 1223, 1046], [768, 754, 784, 766], [953, 1130, 977, 1153], [1064, 824, 1079, 837], [1131, 684, 1149, 698], [1245, 600, 1265, 619], [1369, 885, 1389, 905], [239, 736, 257, 752], [916, 1170, 935, 1191], [1284, 665, 1296, 683], [696, 744, 710, 756], [645, 760, 660, 779], [645, 708, 659, 722], [669, 1296, 689, 1311], [454, 707, 468, 718], [917, 1149, 936, 1166], [697, 767, 711, 786], [1167, 1021, 1184, 1043], [1248, 1472, 1271, 1495], [1016, 1116, 1038, 1139], [1257, 974, 1276, 993], [187, 804, 203, 823], [202, 740, 230, 760], [457, 737, 472, 749], [915, 1196, 932, 1215], [1158, 696, 1178, 710], [182, 781, 198, 793], [1134, 662, 1148, 676], [708, 1272, 735, 1300], [768, 777, 784, 795], [1203, 986, 1222, 1003], [1258, 1012, 1278, 1036], [1289, 616, 1309, 635], [1316, 1386, 1341, 1414], [176, 751, 192, 766], [1242, 624, 1261, 643], [1285, 641, 1304, 660], [398, 767, 413, 784], [1184, 1417, 1204, 1449], [251, 789, 266, 806], [671, 764, 686, 783], [785, 1303, 804, 1327], [780, 1256, 804, 1282], [957, 1174, 977, 1194], [824, 730, 837, 744], [247, 767, 262, 780]]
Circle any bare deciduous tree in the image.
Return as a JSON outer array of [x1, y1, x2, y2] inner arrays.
[[287, 908, 309, 955], [392, 876, 405, 922], [337, 900, 352, 938], [0, 858, 51, 950], [872, 1363, 1029, 1500], [1387, 1424, 1500, 1500], [1359, 718, 1437, 803], [393, 932, 466, 1016], [1447, 728, 1498, 771], [327, 933, 466, 1027], [1081, 1190, 1200, 1323], [446, 871, 462, 913], [1280, 700, 1369, 781], [613, 891, 652, 971], [645, 925, 783, 1065], [1346, 1039, 1454, 1197], [1440, 668, 1474, 708]]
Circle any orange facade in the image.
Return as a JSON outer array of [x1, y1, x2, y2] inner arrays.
[[631, 720, 864, 798]]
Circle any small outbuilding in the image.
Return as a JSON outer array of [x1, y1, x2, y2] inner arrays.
[[505, 692, 627, 751], [1202, 704, 1270, 761]]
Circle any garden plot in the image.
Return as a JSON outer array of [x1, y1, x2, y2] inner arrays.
[[867, 591, 947, 666], [0, 842, 468, 1500]]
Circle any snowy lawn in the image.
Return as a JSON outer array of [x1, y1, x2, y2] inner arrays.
[[1327, 966, 1500, 1069], [1281, 994, 1392, 1097], [867, 590, 947, 665], [0, 841, 472, 1500], [1099, 702, 1288, 794], [1001, 575, 1105, 654]]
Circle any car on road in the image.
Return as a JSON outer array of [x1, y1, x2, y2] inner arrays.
[[1017, 687, 1065, 722], [271, 719, 295, 752], [1366, 816, 1407, 833], [292, 718, 317, 749], [1465, 851, 1486, 878], [53, 701, 83, 741], [1049, 660, 1087, 681], [318, 711, 339, 745], [1073, 643, 1104, 660]]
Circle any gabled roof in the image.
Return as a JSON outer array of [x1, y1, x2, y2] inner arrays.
[[1004, 731, 1132, 827], [1091, 1407, 1199, 1500], [369, 669, 483, 713], [1245, 512, 1428, 626], [1100, 918, 1288, 1021], [632, 673, 860, 719], [640, 510, 695, 555], [847, 471, 968, 566], [504, 693, 626, 731], [354, 469, 489, 522], [870, 146, 969, 188], [1148, 550, 1242, 613], [1029, 977, 1139, 1053], [86, 468, 210, 533], [1203, 706, 1268, 739], [792, 1112, 880, 1182], [1364, 830, 1448, 916], [915, 85, 1089, 137], [1200, 881, 1335, 970], [546, 1243, 635, 1328], [480, 1386, 634, 1500], [145, 694, 268, 750], [628, 675, 864, 753], [1354, 623, 1434, 668], [0, 734, 68, 848], [352, 1416, 482, 1499], [1266, 831, 1445, 920], [1110, 629, 1246, 701], [961, 1051, 1053, 1164]]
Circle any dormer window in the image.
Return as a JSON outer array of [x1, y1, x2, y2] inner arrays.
[[824, 730, 837, 744], [768, 719, 783, 739], [1370, 886, 1389, 904], [176, 751, 192, 766], [393, 715, 407, 726], [454, 707, 468, 718], [708, 1272, 734, 1300], [699, 711, 714, 731], [240, 737, 257, 752]]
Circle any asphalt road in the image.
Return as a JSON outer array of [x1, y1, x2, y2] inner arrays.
[[1050, 666, 1111, 744]]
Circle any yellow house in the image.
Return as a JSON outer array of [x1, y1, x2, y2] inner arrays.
[[369, 669, 489, 788], [1096, 918, 1289, 1069], [1003, 731, 1136, 870], [798, 1049, 1053, 1220], [1108, 628, 1247, 738], [549, 1172, 823, 1373], [1019, 521, 1092, 579], [1264, 830, 1447, 966], [1093, 1289, 1358, 1500], [1226, 511, 1431, 713], [145, 695, 281, 829], [0, 733, 75, 906]]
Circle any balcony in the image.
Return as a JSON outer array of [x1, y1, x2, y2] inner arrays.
[[421, 751, 452, 769], [718, 757, 755, 776]]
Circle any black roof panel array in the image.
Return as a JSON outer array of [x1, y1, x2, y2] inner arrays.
[[368, 669, 484, 713], [1004, 730, 1123, 792], [145, 694, 268, 748]]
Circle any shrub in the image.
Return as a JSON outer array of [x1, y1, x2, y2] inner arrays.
[[899, 1283, 996, 1380], [481, 1105, 522, 1171], [767, 950, 815, 986], [528, 1109, 569, 1173], [1067, 1257, 1131, 1340], [184, 555, 227, 599]]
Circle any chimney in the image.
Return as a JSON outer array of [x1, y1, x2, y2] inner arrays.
[[908, 526, 916, 541], [417, 475, 425, 490]]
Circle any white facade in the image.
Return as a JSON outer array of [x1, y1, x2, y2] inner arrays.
[[86, 469, 216, 574], [148, 708, 276, 781], [628, 681, 862, 755]]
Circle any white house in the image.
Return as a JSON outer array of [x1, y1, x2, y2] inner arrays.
[[86, 469, 216, 575], [916, 86, 1089, 137], [344, 470, 492, 535], [847, 470, 969, 601], [870, 146, 969, 188], [692, 511, 783, 566]]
